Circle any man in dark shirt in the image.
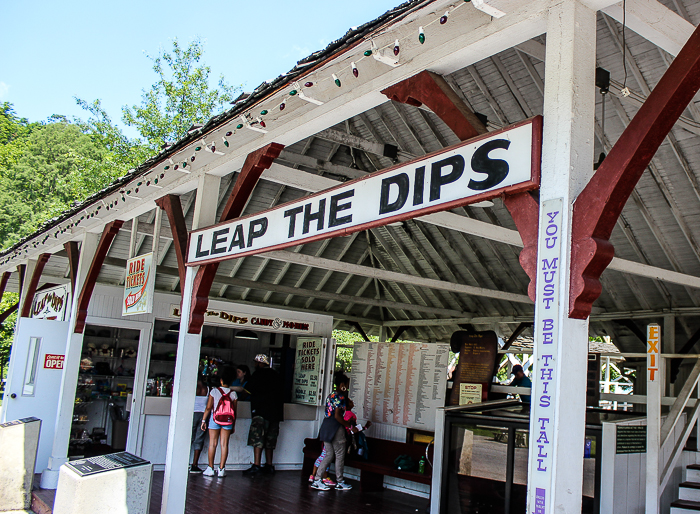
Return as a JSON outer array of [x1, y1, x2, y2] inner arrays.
[[242, 354, 284, 476]]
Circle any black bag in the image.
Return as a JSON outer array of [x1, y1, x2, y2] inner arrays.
[[394, 454, 416, 471], [318, 416, 342, 443]]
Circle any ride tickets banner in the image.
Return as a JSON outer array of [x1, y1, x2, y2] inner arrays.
[[187, 117, 542, 266], [122, 252, 155, 316], [292, 337, 324, 406]]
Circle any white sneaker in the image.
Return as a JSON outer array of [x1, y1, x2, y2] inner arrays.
[[335, 481, 353, 491], [217, 467, 226, 477], [310, 479, 330, 491], [203, 466, 216, 476]]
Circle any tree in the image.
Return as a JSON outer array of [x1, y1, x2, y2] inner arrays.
[[0, 292, 18, 385], [120, 38, 239, 150]]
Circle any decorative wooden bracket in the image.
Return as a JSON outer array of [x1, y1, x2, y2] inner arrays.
[[20, 253, 51, 317], [16, 264, 25, 298], [188, 142, 284, 334], [74, 220, 124, 333], [64, 241, 80, 294], [155, 195, 189, 288], [384, 70, 541, 298], [381, 71, 487, 141], [569, 22, 700, 319]]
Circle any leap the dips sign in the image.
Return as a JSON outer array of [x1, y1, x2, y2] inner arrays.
[[187, 117, 541, 265]]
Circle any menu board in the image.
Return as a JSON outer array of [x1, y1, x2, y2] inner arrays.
[[292, 337, 324, 406], [348, 342, 449, 431], [66, 452, 149, 476]]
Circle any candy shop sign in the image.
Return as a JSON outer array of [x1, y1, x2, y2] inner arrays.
[[187, 118, 542, 266], [123, 253, 155, 316], [169, 305, 314, 333]]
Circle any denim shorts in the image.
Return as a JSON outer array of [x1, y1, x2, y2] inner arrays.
[[208, 418, 233, 430]]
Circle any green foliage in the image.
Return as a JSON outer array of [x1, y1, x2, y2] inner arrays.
[[121, 38, 239, 150], [332, 329, 425, 372], [0, 292, 18, 380]]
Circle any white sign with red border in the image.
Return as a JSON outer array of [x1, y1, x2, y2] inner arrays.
[[123, 252, 156, 316], [187, 117, 542, 266], [31, 284, 70, 321], [44, 354, 65, 370]]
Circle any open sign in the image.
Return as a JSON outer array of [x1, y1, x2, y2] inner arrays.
[[44, 354, 65, 370]]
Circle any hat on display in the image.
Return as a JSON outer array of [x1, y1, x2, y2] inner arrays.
[[255, 354, 270, 365], [511, 364, 524, 375]]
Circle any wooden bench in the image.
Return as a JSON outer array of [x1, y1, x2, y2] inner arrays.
[[302, 436, 433, 492]]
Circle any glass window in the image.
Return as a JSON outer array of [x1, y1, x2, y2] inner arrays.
[[22, 337, 41, 396]]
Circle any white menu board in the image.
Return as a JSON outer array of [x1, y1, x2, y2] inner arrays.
[[348, 342, 449, 431], [292, 337, 324, 406]]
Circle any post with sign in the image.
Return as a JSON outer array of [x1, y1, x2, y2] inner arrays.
[[646, 323, 661, 514], [123, 253, 156, 316]]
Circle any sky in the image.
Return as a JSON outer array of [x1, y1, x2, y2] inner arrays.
[[0, 0, 402, 136]]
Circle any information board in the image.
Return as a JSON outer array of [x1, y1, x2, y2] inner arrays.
[[348, 342, 449, 431], [0, 417, 40, 428], [65, 452, 149, 476], [292, 337, 324, 406], [616, 425, 647, 454]]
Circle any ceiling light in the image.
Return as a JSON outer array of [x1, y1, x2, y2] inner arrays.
[[236, 330, 259, 340]]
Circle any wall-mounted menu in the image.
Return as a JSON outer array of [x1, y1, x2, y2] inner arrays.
[[348, 342, 449, 431]]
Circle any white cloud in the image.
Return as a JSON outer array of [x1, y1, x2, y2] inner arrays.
[[0, 82, 9, 100]]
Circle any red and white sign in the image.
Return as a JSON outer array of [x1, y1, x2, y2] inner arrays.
[[44, 354, 65, 370]]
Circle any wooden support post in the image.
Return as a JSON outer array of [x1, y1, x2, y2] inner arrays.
[[391, 326, 408, 343], [63, 242, 79, 294], [188, 143, 284, 334], [73, 220, 124, 334], [155, 195, 189, 288], [16, 264, 25, 300], [647, 323, 662, 514], [350, 322, 371, 342], [41, 232, 100, 488], [526, 3, 596, 514], [20, 253, 51, 318]]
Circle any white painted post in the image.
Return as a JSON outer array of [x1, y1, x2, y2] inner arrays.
[[646, 323, 662, 514], [40, 232, 99, 489], [665, 315, 675, 397], [161, 174, 220, 514], [526, 2, 596, 514]]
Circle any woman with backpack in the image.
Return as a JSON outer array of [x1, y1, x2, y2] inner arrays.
[[200, 366, 237, 477]]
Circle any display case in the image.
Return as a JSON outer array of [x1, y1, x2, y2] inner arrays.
[[69, 325, 139, 457]]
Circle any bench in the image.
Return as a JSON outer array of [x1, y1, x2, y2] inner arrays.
[[302, 436, 433, 492]]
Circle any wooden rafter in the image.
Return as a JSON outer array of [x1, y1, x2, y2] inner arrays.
[[20, 253, 51, 318], [0, 271, 10, 300], [189, 143, 284, 334], [74, 220, 124, 333], [64, 241, 79, 294], [155, 195, 189, 289]]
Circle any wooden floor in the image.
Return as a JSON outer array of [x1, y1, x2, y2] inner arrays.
[[148, 471, 429, 514]]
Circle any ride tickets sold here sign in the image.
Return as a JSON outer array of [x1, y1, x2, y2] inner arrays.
[[187, 117, 541, 265], [122, 252, 156, 316]]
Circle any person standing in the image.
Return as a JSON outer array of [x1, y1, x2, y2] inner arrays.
[[310, 373, 358, 491], [241, 354, 284, 476], [510, 364, 532, 404], [189, 377, 209, 473], [232, 364, 251, 401], [201, 367, 238, 477]]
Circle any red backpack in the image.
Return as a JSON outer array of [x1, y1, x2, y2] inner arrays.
[[213, 388, 235, 425]]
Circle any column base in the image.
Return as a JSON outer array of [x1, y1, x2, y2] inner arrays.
[[40, 464, 65, 490]]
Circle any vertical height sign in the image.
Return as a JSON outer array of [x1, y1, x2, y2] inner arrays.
[[646, 323, 662, 514], [527, 198, 563, 514]]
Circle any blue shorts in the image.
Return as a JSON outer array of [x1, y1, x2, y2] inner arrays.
[[208, 418, 233, 430]]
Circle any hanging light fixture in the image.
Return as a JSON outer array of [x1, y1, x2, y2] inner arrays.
[[236, 330, 259, 340]]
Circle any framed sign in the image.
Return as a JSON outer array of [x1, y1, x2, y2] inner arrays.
[[123, 253, 155, 316], [31, 284, 70, 321], [292, 337, 324, 405], [187, 117, 542, 266], [169, 305, 314, 333]]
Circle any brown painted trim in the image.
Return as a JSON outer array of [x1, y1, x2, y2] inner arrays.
[[20, 253, 51, 318], [0, 271, 10, 300], [502, 321, 534, 351], [390, 326, 407, 343], [569, 22, 700, 319], [64, 241, 80, 294], [188, 143, 285, 334], [503, 192, 539, 302], [74, 220, 124, 333], [381, 70, 487, 140], [349, 321, 371, 342], [0, 302, 18, 324], [16, 264, 25, 297], [155, 195, 189, 288]]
